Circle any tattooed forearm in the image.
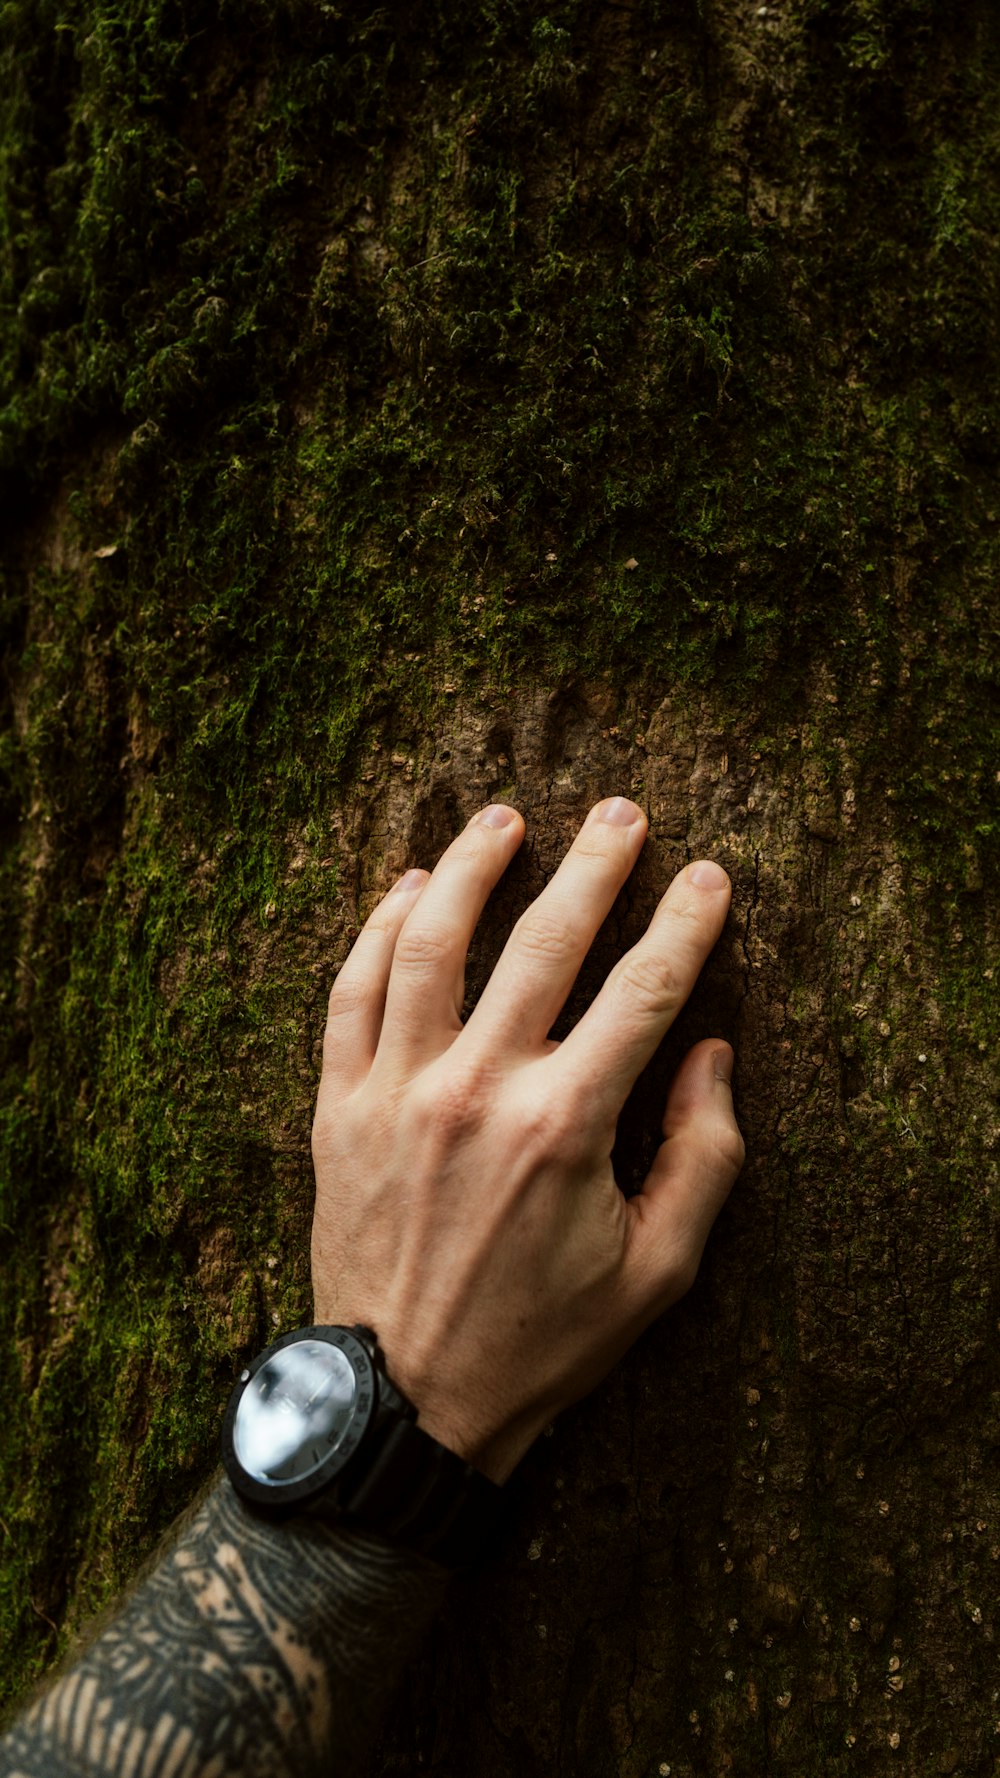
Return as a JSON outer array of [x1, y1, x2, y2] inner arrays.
[[0, 1478, 451, 1778]]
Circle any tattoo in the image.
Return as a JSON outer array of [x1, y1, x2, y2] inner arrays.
[[0, 1477, 451, 1778]]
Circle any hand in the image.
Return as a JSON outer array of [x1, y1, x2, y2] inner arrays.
[[311, 796, 745, 1484]]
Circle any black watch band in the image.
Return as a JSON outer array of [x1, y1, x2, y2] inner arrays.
[[319, 1404, 508, 1569]]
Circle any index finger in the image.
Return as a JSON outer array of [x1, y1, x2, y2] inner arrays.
[[548, 859, 732, 1141]]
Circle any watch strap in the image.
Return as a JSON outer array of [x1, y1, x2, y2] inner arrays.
[[332, 1410, 508, 1569]]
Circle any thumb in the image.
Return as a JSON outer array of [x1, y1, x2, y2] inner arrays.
[[624, 1038, 745, 1311]]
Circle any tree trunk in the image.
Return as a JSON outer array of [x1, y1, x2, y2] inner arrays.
[[1, 1, 998, 1773]]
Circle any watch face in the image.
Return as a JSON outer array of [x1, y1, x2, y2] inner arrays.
[[233, 1337, 363, 1488]]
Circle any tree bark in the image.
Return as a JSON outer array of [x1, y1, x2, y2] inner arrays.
[[1, 1, 998, 1774]]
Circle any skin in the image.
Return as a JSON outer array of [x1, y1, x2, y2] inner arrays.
[[0, 793, 744, 1778], [312, 793, 745, 1483]]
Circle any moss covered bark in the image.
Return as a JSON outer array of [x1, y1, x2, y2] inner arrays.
[[1, 0, 998, 1772]]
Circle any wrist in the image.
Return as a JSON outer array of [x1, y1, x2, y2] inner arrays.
[[412, 1399, 540, 1486], [377, 1342, 546, 1483]]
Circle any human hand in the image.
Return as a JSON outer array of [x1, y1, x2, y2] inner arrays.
[[311, 796, 744, 1485]]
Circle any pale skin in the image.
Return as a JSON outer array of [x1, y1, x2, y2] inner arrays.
[[312, 792, 745, 1484], [0, 792, 745, 1778]]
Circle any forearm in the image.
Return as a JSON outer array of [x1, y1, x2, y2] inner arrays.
[[0, 1475, 451, 1778]]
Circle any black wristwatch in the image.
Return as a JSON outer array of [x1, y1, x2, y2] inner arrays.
[[221, 1324, 507, 1569]]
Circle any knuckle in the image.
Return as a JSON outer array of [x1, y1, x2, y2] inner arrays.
[[572, 831, 632, 863], [616, 948, 681, 1018], [519, 1084, 591, 1168], [716, 1122, 747, 1176], [311, 1112, 337, 1163], [657, 895, 712, 957], [666, 887, 708, 925], [392, 921, 455, 971], [448, 832, 494, 864], [312, 1094, 369, 1165], [410, 1054, 499, 1138], [661, 893, 719, 959], [413, 1079, 483, 1140], [325, 970, 370, 1022], [441, 826, 513, 875], [513, 908, 577, 963]]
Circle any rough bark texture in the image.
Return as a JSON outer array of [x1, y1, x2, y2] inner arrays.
[[1, 0, 998, 1774]]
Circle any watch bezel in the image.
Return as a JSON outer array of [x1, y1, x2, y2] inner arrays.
[[221, 1324, 377, 1509]]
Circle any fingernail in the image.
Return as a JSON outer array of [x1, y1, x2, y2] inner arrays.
[[713, 1046, 734, 1084], [393, 869, 426, 892], [597, 796, 643, 826], [689, 859, 729, 890], [477, 804, 516, 828]]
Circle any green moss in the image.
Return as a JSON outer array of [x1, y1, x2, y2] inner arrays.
[[0, 773, 324, 1691], [1, 0, 999, 1725]]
